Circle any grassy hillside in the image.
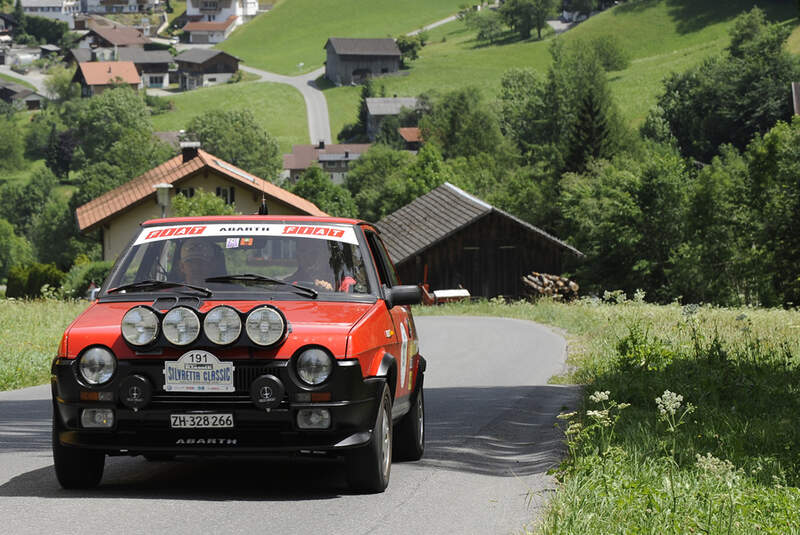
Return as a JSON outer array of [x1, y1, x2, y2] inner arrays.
[[149, 81, 308, 152], [322, 0, 797, 138], [218, 0, 466, 74]]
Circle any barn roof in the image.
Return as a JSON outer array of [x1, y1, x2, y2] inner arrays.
[[325, 38, 401, 57], [174, 48, 240, 64], [375, 182, 582, 264]]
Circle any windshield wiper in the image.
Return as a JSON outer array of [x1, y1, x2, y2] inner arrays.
[[205, 273, 318, 299], [106, 279, 213, 297]]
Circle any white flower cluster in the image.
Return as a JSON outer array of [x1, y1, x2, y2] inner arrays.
[[655, 390, 683, 416], [589, 390, 610, 403]]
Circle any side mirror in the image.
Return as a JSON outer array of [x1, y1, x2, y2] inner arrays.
[[384, 285, 422, 308]]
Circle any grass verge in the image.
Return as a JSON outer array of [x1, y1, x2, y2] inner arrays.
[[416, 298, 800, 534], [0, 299, 87, 391]]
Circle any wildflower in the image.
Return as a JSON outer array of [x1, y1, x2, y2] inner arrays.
[[586, 409, 611, 427], [557, 411, 577, 420], [589, 390, 610, 403], [655, 390, 683, 416]]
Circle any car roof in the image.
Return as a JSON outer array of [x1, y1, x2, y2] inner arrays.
[[142, 215, 366, 226]]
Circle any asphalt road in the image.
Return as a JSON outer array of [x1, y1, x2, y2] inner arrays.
[[0, 316, 579, 534]]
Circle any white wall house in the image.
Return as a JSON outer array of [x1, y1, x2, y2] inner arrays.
[[185, 0, 257, 26], [21, 0, 80, 29]]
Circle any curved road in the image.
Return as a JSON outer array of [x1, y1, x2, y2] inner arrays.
[[0, 316, 579, 534]]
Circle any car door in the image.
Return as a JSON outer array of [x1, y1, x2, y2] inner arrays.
[[362, 227, 419, 407]]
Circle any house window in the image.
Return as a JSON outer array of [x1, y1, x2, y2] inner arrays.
[[177, 187, 195, 198], [208, 77, 217, 82], [203, 1, 218, 8], [215, 186, 235, 205], [148, 76, 164, 86]]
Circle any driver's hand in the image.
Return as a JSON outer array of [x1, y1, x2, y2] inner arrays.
[[314, 279, 333, 291]]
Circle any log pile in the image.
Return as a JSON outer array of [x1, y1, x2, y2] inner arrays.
[[521, 272, 579, 300]]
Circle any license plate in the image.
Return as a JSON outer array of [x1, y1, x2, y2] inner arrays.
[[170, 413, 234, 428], [163, 350, 234, 392]]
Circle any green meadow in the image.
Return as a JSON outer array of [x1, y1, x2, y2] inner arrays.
[[149, 81, 308, 153], [218, 0, 466, 74], [321, 0, 797, 138]]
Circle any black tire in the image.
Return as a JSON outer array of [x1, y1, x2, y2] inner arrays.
[[393, 381, 424, 462], [52, 417, 105, 489], [346, 384, 392, 493]]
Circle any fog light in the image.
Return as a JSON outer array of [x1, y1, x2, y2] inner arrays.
[[81, 409, 115, 428], [297, 409, 330, 429]]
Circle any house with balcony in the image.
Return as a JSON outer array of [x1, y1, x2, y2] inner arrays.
[[118, 48, 173, 88], [181, 0, 257, 43]]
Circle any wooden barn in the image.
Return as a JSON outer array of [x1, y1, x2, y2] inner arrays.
[[375, 182, 583, 299], [324, 38, 401, 86]]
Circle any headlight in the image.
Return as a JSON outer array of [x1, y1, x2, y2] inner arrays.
[[162, 307, 200, 346], [245, 306, 285, 346], [121, 306, 159, 346], [296, 348, 333, 385], [79, 347, 117, 385], [204, 306, 242, 345]]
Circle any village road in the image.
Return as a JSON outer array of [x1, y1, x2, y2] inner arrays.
[[0, 315, 579, 534]]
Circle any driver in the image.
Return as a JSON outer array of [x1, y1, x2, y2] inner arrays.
[[177, 240, 220, 284], [289, 238, 335, 291]]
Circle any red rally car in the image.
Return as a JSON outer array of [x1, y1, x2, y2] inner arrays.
[[51, 216, 425, 493]]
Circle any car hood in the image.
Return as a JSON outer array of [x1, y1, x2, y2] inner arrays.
[[64, 299, 377, 359]]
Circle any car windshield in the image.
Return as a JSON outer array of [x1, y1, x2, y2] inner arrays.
[[105, 223, 373, 298]]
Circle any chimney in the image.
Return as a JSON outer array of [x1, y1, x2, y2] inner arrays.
[[317, 140, 325, 149], [180, 141, 201, 163]]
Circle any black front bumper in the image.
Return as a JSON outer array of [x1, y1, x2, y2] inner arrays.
[[52, 357, 383, 456]]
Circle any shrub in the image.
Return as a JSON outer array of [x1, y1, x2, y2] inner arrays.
[[60, 260, 113, 299], [6, 263, 65, 298]]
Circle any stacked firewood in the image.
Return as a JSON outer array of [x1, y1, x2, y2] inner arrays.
[[521, 272, 579, 300]]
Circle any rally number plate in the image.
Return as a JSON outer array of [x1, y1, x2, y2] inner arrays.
[[163, 350, 235, 392], [170, 413, 234, 429]]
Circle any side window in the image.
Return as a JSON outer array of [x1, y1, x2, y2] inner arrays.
[[365, 230, 399, 287]]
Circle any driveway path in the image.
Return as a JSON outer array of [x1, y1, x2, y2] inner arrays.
[[0, 65, 48, 94], [0, 315, 579, 534]]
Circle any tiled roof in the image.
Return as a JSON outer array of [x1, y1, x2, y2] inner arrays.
[[76, 149, 327, 231], [77, 61, 141, 86], [87, 25, 150, 46], [398, 127, 421, 142], [283, 143, 372, 171], [366, 97, 419, 116], [183, 15, 237, 32], [325, 38, 401, 57], [375, 182, 582, 265], [174, 48, 240, 64], [118, 48, 173, 64]]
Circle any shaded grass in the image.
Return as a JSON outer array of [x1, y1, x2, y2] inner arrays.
[[149, 81, 308, 152], [0, 299, 88, 391], [218, 0, 466, 74], [416, 299, 800, 533]]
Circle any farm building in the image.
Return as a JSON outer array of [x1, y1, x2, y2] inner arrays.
[[375, 182, 583, 298], [174, 49, 240, 90], [324, 38, 401, 86]]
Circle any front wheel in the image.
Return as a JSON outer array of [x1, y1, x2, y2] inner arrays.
[[52, 417, 105, 489], [346, 384, 392, 493]]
